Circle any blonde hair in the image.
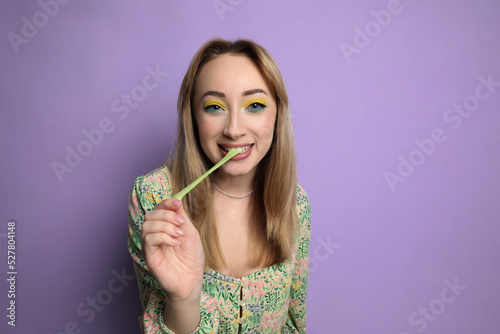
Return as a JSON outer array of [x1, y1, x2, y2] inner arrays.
[[169, 38, 298, 270]]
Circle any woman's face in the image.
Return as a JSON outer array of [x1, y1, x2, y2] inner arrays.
[[193, 54, 277, 179]]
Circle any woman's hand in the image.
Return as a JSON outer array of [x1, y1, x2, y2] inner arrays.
[[141, 198, 205, 301]]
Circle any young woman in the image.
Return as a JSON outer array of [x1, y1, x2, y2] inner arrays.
[[128, 38, 311, 333]]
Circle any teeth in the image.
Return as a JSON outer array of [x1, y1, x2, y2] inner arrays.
[[224, 146, 250, 153]]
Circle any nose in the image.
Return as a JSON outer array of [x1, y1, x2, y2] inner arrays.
[[223, 109, 245, 139]]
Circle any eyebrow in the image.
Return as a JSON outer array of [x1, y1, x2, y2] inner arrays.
[[242, 88, 268, 96], [200, 88, 268, 100], [201, 91, 225, 99]]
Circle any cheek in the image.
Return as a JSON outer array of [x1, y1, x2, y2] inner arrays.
[[196, 116, 219, 140], [256, 113, 277, 142], [194, 115, 213, 158]]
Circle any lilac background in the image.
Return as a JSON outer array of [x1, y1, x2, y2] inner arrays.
[[1, 0, 500, 333]]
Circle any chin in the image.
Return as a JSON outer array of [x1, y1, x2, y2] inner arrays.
[[222, 165, 256, 176]]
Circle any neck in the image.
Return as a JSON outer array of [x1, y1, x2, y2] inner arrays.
[[213, 171, 255, 195]]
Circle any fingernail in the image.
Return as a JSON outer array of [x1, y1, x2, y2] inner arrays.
[[172, 199, 181, 208], [174, 215, 184, 224], [174, 227, 184, 236], [172, 238, 179, 245]]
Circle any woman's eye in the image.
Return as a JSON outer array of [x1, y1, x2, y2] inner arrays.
[[204, 104, 224, 113], [246, 102, 267, 112]]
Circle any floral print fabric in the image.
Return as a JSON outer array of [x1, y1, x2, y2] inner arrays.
[[128, 165, 311, 333]]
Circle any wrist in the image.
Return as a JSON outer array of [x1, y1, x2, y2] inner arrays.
[[165, 282, 202, 304], [162, 286, 202, 333]]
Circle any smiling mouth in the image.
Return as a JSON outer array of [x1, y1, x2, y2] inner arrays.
[[218, 144, 253, 153]]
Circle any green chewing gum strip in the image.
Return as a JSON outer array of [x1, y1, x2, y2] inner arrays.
[[173, 148, 242, 200]]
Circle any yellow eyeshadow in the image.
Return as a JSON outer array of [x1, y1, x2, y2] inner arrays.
[[203, 100, 226, 109], [244, 99, 268, 108]]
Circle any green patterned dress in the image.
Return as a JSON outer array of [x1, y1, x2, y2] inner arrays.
[[128, 165, 311, 333]]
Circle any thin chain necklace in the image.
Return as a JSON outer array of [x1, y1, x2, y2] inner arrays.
[[214, 185, 254, 199]]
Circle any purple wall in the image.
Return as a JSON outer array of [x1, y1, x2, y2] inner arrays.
[[1, 0, 499, 333]]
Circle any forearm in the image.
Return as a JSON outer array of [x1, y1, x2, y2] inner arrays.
[[163, 288, 202, 334]]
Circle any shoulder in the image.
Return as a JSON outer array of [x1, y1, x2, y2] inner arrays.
[[296, 184, 309, 203], [294, 184, 311, 258], [136, 164, 172, 191], [296, 184, 311, 219], [295, 184, 311, 231], [131, 164, 173, 205]]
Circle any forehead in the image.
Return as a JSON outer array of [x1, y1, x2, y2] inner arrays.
[[195, 54, 272, 96]]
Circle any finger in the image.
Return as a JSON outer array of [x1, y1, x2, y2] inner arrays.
[[143, 232, 180, 250], [144, 209, 184, 226], [141, 220, 184, 241], [152, 199, 198, 236], [154, 197, 182, 211], [155, 198, 186, 216]]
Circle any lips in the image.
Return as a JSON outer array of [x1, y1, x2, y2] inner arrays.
[[218, 144, 254, 160]]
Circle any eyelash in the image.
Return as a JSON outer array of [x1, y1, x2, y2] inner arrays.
[[203, 103, 226, 113], [203, 101, 268, 113], [245, 102, 267, 112]]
